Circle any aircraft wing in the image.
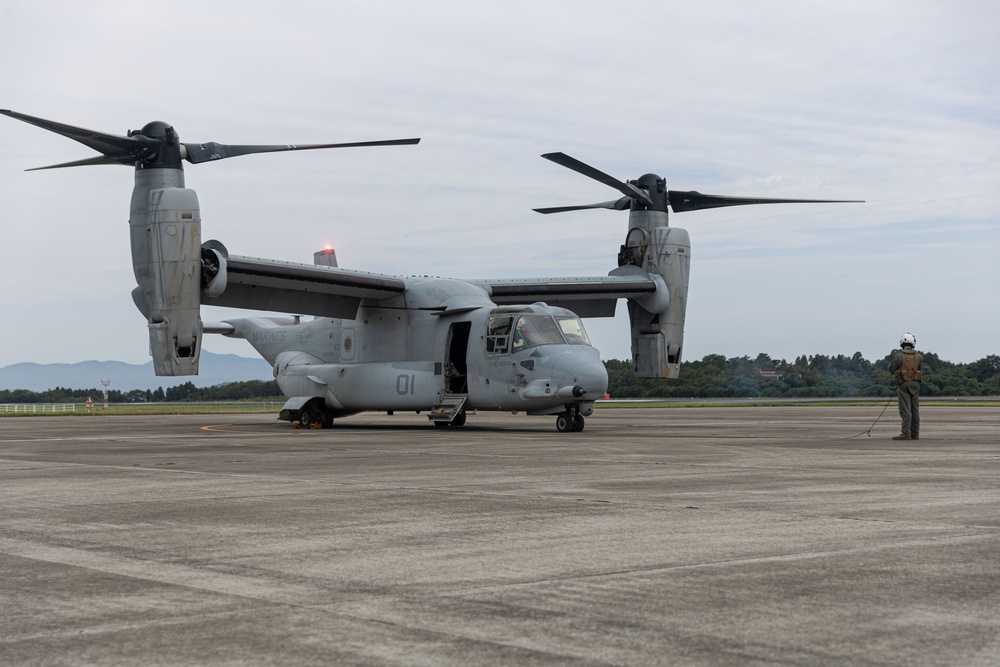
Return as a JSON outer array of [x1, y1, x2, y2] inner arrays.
[[471, 273, 658, 317], [202, 252, 659, 319], [203, 254, 406, 319]]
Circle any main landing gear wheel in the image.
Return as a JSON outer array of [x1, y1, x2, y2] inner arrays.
[[297, 404, 332, 429], [298, 409, 317, 429]]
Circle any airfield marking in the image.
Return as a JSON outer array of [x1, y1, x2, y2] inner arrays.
[[0, 433, 247, 445], [200, 423, 292, 435]]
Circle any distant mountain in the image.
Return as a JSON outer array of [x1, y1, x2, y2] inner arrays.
[[0, 352, 274, 392]]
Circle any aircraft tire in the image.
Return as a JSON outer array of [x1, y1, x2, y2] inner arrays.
[[297, 410, 315, 429], [556, 413, 572, 433], [573, 414, 585, 432], [451, 411, 467, 427]]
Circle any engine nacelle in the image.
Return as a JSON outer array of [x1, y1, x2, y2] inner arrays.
[[131, 186, 204, 376], [617, 210, 691, 378]]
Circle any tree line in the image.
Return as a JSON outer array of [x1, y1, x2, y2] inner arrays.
[[2, 353, 998, 404], [0, 380, 282, 405], [606, 352, 1000, 399]]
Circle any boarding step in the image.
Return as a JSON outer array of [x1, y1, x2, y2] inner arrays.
[[428, 393, 467, 422]]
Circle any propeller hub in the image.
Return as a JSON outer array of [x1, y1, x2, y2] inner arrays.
[[133, 121, 182, 169], [137, 121, 174, 140], [632, 173, 668, 212]]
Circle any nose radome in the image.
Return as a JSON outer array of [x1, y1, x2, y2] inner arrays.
[[581, 358, 609, 397], [552, 347, 608, 397]]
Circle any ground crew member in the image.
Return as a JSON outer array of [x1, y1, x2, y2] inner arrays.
[[888, 332, 922, 440]]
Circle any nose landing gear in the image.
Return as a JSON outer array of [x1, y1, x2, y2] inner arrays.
[[555, 408, 586, 433]]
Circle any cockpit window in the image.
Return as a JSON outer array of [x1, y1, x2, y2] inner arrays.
[[512, 315, 565, 352], [557, 316, 592, 346], [486, 315, 514, 355], [487, 312, 593, 355]]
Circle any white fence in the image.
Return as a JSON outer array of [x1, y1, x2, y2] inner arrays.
[[1, 404, 78, 414]]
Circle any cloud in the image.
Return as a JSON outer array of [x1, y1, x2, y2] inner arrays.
[[1, 0, 997, 369]]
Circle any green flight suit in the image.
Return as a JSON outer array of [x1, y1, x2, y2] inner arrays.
[[889, 348, 922, 438]]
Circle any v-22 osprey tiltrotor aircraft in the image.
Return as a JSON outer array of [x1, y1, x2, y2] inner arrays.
[[2, 109, 860, 432]]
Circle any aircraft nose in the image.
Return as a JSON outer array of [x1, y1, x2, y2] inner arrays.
[[553, 346, 608, 398]]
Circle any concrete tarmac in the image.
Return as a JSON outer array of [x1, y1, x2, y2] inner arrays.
[[2, 405, 999, 666]]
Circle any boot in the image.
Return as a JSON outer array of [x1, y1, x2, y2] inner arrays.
[[892, 434, 911, 441]]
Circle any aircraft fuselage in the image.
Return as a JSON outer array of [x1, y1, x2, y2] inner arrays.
[[224, 300, 608, 427]]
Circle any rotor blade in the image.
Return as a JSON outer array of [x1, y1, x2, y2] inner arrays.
[[26, 155, 132, 171], [1, 109, 154, 165], [668, 190, 864, 213], [541, 152, 653, 207], [182, 138, 421, 164], [533, 197, 631, 214]]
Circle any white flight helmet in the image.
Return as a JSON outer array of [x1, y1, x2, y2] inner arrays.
[[899, 332, 916, 348]]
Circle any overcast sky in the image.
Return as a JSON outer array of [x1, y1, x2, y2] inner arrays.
[[1, 0, 997, 372]]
